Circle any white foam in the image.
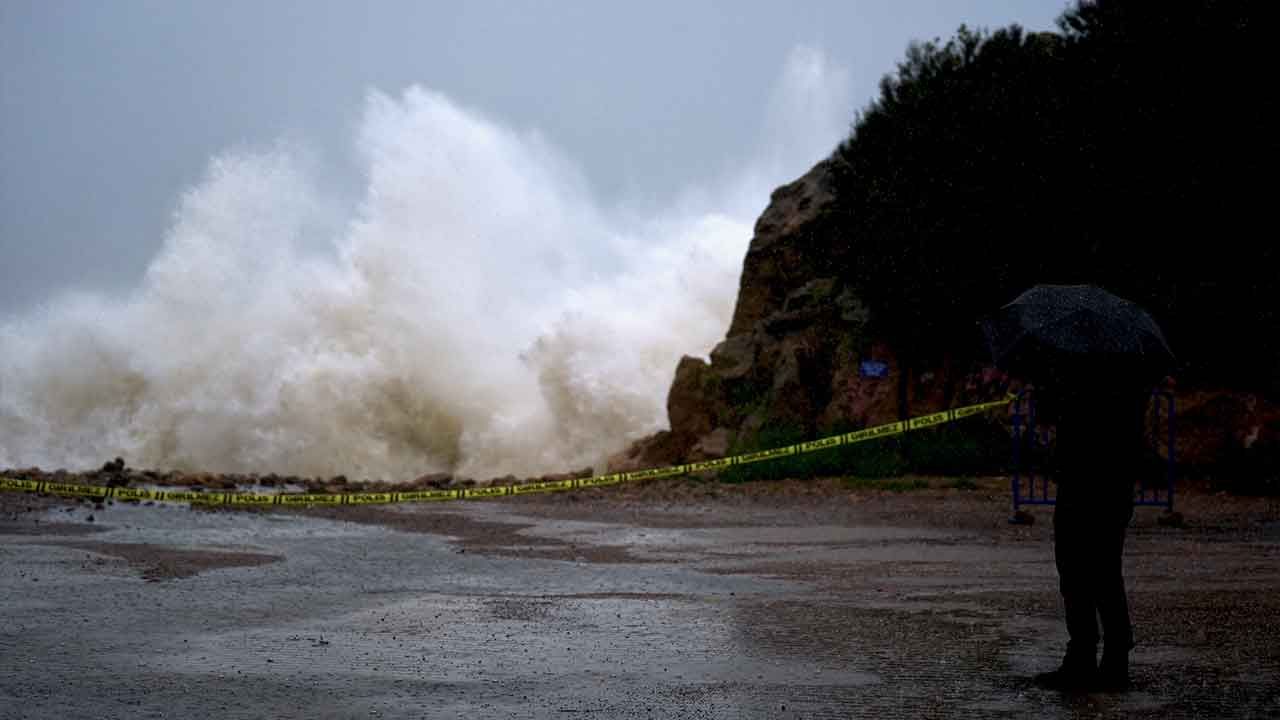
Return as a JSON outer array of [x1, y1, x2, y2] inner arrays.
[[0, 48, 851, 480]]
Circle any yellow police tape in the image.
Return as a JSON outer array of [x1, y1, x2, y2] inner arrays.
[[0, 396, 1012, 508]]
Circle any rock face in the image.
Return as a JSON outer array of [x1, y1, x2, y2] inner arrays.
[[1173, 390, 1280, 478], [725, 158, 841, 337], [612, 160, 1008, 471], [614, 157, 1280, 482]]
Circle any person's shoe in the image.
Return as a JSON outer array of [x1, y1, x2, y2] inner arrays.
[[1033, 655, 1096, 691], [1093, 653, 1130, 691]]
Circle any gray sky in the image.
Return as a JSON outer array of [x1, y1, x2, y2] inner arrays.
[[1, 0, 1071, 313]]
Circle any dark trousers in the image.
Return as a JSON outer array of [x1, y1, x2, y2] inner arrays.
[[1053, 486, 1134, 660]]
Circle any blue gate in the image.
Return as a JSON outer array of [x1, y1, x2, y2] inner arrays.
[[1010, 389, 1176, 522]]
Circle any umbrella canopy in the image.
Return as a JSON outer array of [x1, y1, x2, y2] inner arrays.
[[978, 284, 1175, 384]]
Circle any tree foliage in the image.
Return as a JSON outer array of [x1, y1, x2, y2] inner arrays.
[[826, 0, 1277, 395]]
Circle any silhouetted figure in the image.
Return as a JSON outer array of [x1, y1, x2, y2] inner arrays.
[[1033, 360, 1150, 691], [978, 283, 1174, 691]]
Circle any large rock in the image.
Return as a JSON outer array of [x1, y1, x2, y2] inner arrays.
[[726, 159, 839, 337], [615, 156, 1279, 482], [1171, 390, 1280, 473], [617, 160, 950, 470]]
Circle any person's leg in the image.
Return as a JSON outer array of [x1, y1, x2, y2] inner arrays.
[[1096, 502, 1135, 688], [1058, 501, 1101, 659], [1036, 501, 1098, 688]]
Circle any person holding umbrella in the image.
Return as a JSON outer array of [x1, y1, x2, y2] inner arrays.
[[980, 285, 1175, 692]]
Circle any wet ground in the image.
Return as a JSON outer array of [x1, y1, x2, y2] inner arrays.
[[1, 478, 1278, 718]]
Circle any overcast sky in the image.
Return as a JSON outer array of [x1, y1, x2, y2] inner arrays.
[[1, 1, 1071, 313]]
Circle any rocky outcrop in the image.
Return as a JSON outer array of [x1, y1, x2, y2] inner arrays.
[[1172, 390, 1280, 475], [613, 160, 1010, 472], [615, 157, 1279, 483], [725, 159, 841, 337]]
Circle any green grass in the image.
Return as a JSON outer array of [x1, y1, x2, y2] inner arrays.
[[718, 416, 1009, 485]]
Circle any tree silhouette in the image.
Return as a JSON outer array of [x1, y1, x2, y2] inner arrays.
[[824, 0, 1278, 396]]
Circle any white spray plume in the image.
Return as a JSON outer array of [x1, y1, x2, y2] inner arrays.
[[0, 48, 852, 480]]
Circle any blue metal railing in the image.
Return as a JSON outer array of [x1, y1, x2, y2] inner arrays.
[[1010, 389, 1175, 518]]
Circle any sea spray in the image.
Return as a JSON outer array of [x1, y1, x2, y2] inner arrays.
[[0, 48, 851, 480]]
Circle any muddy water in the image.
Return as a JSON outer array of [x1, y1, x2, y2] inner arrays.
[[1, 493, 1278, 718]]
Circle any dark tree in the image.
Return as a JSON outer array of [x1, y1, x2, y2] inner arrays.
[[825, 0, 1278, 395]]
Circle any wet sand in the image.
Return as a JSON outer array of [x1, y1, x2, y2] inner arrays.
[[1, 477, 1277, 718]]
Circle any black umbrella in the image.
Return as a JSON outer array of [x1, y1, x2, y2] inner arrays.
[[978, 284, 1175, 384]]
